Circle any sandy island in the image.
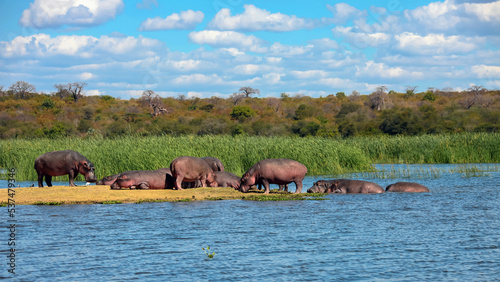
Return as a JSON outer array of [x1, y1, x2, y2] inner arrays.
[[1, 185, 321, 205]]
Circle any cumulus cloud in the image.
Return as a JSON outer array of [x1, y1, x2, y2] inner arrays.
[[139, 10, 204, 31], [19, 0, 124, 28], [326, 3, 365, 24], [208, 4, 317, 32], [471, 64, 500, 78], [0, 33, 164, 59], [356, 61, 424, 80], [189, 30, 267, 53], [395, 32, 480, 55]]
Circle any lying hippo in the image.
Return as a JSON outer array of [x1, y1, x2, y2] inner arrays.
[[34, 150, 97, 187], [307, 179, 384, 194], [240, 159, 307, 194], [386, 182, 430, 192], [201, 157, 225, 172], [110, 170, 174, 190], [213, 171, 241, 189], [97, 168, 170, 185], [170, 156, 217, 190]]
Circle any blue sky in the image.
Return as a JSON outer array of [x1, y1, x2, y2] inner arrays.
[[1, 0, 499, 98]]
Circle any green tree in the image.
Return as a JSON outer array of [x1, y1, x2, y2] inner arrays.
[[294, 104, 315, 120], [230, 105, 256, 121]]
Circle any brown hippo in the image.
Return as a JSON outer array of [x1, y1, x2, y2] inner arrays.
[[307, 179, 385, 194], [240, 159, 307, 194], [386, 182, 430, 192], [96, 168, 170, 185], [34, 150, 97, 187], [170, 156, 217, 190], [110, 170, 174, 190], [201, 157, 225, 172], [213, 171, 241, 189]]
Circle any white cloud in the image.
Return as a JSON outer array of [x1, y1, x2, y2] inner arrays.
[[356, 61, 424, 79], [333, 27, 391, 48], [290, 70, 329, 79], [171, 74, 223, 85], [79, 72, 94, 80], [463, 1, 500, 22], [0, 34, 164, 59], [19, 0, 124, 28], [395, 32, 479, 55], [471, 65, 500, 78], [189, 30, 267, 53], [136, 0, 157, 10], [326, 3, 364, 24], [208, 4, 316, 32], [86, 89, 102, 96], [139, 10, 204, 31]]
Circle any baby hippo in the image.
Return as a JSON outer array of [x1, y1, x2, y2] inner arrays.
[[386, 182, 430, 192], [110, 170, 174, 190], [308, 179, 384, 194]]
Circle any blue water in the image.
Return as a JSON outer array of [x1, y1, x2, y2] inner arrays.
[[1, 164, 499, 280]]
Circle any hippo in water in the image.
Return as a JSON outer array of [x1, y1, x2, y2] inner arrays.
[[201, 157, 225, 172], [307, 179, 384, 194], [110, 169, 174, 190], [213, 171, 241, 189], [386, 182, 430, 192], [170, 156, 217, 190], [34, 150, 97, 187], [96, 168, 170, 185], [240, 159, 307, 194]]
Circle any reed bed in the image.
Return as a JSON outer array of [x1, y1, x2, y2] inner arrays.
[[0, 133, 498, 181]]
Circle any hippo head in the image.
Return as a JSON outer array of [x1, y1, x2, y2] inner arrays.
[[307, 180, 329, 193], [327, 180, 344, 194], [239, 172, 255, 192], [110, 174, 134, 190], [206, 172, 218, 187], [79, 160, 97, 183]]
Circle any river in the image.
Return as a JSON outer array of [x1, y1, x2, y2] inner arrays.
[[1, 164, 499, 280]]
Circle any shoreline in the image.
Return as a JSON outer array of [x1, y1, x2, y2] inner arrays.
[[0, 185, 323, 206]]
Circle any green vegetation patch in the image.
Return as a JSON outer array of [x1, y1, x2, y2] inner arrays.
[[100, 200, 122, 204], [241, 193, 327, 201], [33, 201, 64, 206]]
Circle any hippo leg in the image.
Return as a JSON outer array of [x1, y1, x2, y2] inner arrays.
[[294, 180, 303, 194], [38, 173, 44, 187], [68, 170, 77, 187], [175, 176, 184, 190], [262, 179, 270, 194], [199, 176, 207, 188], [45, 175, 53, 187], [137, 183, 150, 190]]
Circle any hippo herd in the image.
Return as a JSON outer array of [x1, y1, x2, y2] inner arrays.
[[34, 150, 430, 194]]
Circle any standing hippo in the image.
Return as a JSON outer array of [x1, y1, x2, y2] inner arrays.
[[307, 179, 384, 194], [201, 157, 225, 172], [213, 171, 241, 189], [240, 159, 307, 194], [110, 170, 174, 190], [170, 156, 217, 190], [96, 168, 171, 185], [34, 150, 97, 187], [386, 182, 430, 192]]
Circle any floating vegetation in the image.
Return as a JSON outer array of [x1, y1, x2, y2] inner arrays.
[[135, 198, 168, 204], [202, 246, 216, 259]]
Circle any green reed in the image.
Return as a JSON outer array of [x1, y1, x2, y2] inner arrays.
[[0, 133, 497, 181]]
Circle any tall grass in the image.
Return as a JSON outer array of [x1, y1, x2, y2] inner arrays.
[[0, 133, 498, 181]]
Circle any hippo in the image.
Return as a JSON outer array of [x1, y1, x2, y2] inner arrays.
[[257, 183, 289, 192], [34, 150, 97, 187], [240, 159, 307, 194], [213, 171, 241, 189], [386, 182, 430, 192], [307, 179, 385, 194], [201, 157, 225, 172], [170, 156, 217, 190], [96, 168, 170, 185], [110, 170, 174, 190]]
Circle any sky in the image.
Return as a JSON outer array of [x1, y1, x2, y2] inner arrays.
[[1, 0, 499, 99]]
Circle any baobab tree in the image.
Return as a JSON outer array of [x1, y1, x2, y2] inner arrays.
[[238, 86, 260, 98], [54, 82, 87, 103], [460, 85, 487, 109], [9, 81, 36, 99], [369, 86, 388, 111], [140, 90, 169, 117]]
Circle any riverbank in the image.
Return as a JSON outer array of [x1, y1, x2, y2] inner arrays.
[[0, 185, 324, 206]]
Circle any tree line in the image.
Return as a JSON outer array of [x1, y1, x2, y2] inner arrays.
[[0, 82, 498, 139]]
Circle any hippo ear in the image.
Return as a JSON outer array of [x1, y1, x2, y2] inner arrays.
[[82, 161, 90, 169]]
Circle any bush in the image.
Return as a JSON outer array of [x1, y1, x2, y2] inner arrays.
[[230, 106, 256, 121]]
